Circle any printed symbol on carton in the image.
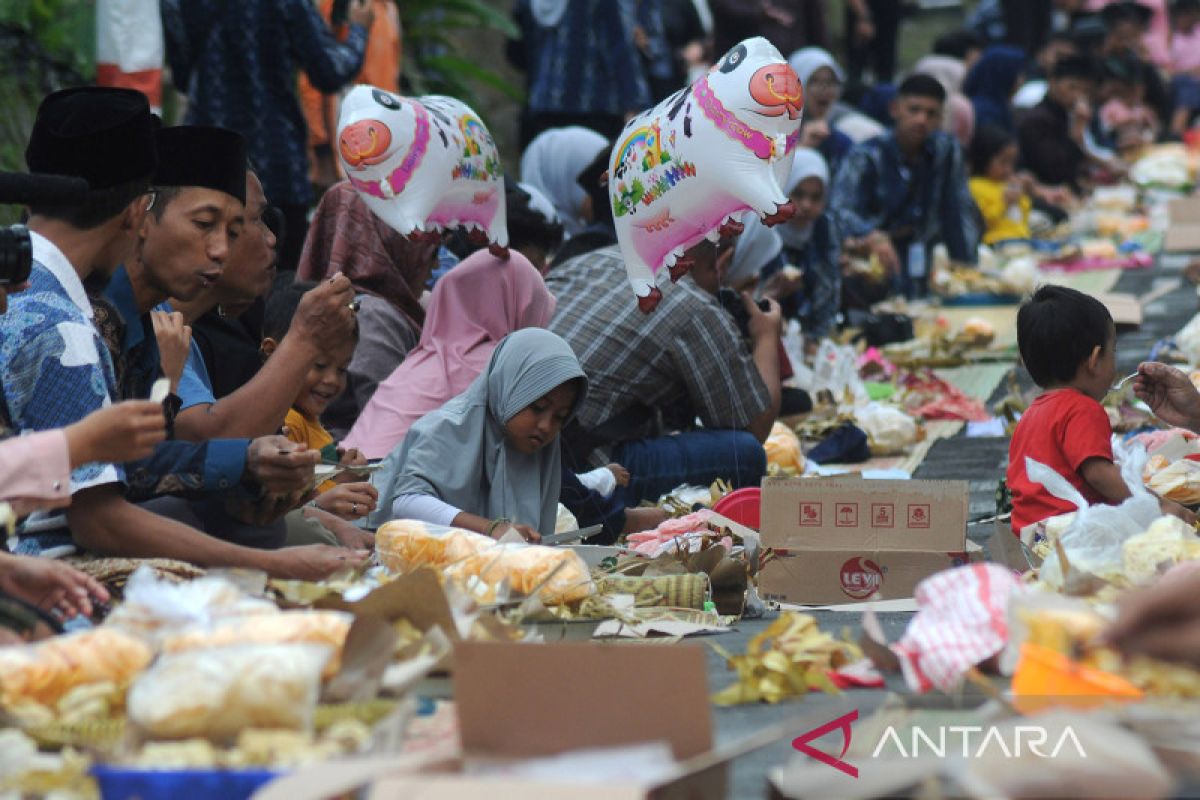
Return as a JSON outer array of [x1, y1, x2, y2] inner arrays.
[[840, 557, 883, 600], [871, 503, 894, 528], [799, 502, 822, 527], [835, 502, 859, 528], [907, 504, 931, 528]]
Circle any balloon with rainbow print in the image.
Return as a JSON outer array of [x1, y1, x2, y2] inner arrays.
[[337, 85, 508, 256], [609, 37, 803, 312]]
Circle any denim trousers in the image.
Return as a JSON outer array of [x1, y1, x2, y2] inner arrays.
[[612, 430, 767, 507]]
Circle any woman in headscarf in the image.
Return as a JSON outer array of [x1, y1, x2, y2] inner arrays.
[[789, 47, 884, 146], [370, 328, 588, 542], [767, 148, 842, 351], [962, 45, 1027, 133], [520, 126, 610, 239], [344, 250, 556, 460], [296, 181, 438, 437], [913, 54, 976, 148], [786, 47, 853, 174]]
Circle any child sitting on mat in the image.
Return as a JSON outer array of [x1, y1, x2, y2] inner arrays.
[[1007, 285, 1192, 535]]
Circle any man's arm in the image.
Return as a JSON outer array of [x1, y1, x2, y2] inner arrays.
[[668, 298, 780, 443], [284, 0, 369, 92], [68, 485, 365, 579], [941, 140, 980, 264], [827, 146, 881, 239], [68, 485, 275, 569], [744, 296, 783, 443], [174, 275, 356, 441]]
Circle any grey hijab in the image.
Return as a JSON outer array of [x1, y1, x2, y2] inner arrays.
[[370, 329, 587, 535]]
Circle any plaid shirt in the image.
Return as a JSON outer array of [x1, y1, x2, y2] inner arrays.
[[828, 130, 979, 264], [545, 246, 770, 448]]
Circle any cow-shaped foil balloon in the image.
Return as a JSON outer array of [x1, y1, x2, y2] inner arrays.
[[610, 37, 802, 312], [337, 85, 508, 256]]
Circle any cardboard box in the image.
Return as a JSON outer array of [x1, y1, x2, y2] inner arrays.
[[258, 642, 800, 800], [759, 543, 982, 605], [760, 478, 968, 552], [757, 478, 972, 605], [1164, 197, 1200, 253]]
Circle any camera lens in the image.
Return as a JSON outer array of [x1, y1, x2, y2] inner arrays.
[[0, 224, 32, 286]]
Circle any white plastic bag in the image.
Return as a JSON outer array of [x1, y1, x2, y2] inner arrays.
[[855, 402, 919, 455], [128, 643, 331, 741], [104, 567, 278, 644], [1030, 438, 1160, 590], [812, 340, 867, 404]]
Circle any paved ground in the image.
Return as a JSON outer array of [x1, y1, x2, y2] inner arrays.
[[711, 255, 1200, 798]]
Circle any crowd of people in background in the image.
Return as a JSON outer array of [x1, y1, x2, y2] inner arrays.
[[6, 0, 1200, 659]]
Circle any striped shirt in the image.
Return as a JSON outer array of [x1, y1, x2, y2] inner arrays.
[[545, 246, 769, 447]]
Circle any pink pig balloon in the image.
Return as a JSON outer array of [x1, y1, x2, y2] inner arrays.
[[609, 37, 803, 312], [337, 85, 509, 256]]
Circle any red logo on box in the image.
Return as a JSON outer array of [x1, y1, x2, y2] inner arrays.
[[799, 502, 822, 526], [835, 502, 859, 528], [907, 504, 931, 528], [840, 557, 884, 599], [871, 503, 894, 528]]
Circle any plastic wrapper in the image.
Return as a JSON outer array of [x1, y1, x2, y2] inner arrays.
[[711, 613, 865, 705], [889, 564, 1022, 693], [375, 519, 497, 573], [0, 628, 153, 708], [1146, 458, 1200, 504], [337, 86, 508, 252], [1121, 516, 1200, 585], [999, 254, 1039, 295], [625, 509, 722, 556], [128, 644, 331, 741], [609, 37, 801, 311], [764, 421, 805, 474], [1027, 439, 1162, 591], [854, 402, 919, 456], [104, 567, 277, 643], [161, 610, 353, 677], [812, 340, 868, 403], [444, 543, 595, 606], [1176, 312, 1200, 365], [555, 503, 579, 534]]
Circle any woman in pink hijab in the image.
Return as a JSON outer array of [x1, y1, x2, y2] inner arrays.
[[343, 250, 556, 459]]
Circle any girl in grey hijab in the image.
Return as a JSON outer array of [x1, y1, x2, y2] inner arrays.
[[370, 329, 588, 541]]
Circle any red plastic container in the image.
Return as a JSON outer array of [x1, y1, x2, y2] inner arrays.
[[712, 487, 761, 530]]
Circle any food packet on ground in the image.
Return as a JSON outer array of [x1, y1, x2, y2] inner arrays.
[[1146, 459, 1200, 505], [104, 566, 278, 643], [0, 627, 153, 707], [375, 519, 497, 573], [444, 543, 594, 606], [889, 564, 1022, 692], [854, 402, 919, 456], [128, 643, 330, 741], [764, 421, 805, 474], [161, 610, 353, 677]]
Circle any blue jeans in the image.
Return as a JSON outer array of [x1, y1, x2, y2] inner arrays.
[[612, 430, 767, 507]]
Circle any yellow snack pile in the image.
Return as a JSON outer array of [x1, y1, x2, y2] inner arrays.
[[712, 613, 862, 705]]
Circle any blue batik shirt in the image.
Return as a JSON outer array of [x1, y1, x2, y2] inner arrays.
[[828, 130, 980, 266], [161, 0, 367, 207], [526, 0, 651, 117], [0, 234, 126, 544]]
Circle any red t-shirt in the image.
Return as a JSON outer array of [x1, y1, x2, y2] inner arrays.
[[1007, 388, 1114, 534]]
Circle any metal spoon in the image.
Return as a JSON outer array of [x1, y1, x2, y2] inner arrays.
[[1111, 372, 1140, 393]]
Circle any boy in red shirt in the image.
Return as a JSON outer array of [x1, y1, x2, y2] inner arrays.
[[1007, 285, 1191, 534]]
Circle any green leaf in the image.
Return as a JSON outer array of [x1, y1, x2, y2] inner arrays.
[[420, 54, 524, 102]]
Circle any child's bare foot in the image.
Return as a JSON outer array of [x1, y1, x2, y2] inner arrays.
[[607, 463, 631, 487]]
